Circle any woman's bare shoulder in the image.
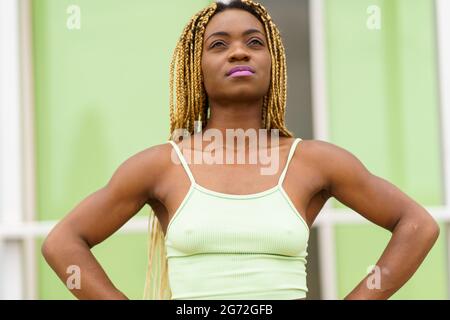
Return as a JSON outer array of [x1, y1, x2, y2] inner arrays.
[[295, 138, 373, 192], [112, 141, 175, 200], [295, 138, 345, 159], [140, 141, 174, 165], [297, 139, 364, 164], [288, 138, 318, 162], [123, 142, 172, 169], [290, 139, 347, 189]]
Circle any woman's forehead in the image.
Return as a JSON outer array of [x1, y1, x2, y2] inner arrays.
[[204, 9, 265, 39]]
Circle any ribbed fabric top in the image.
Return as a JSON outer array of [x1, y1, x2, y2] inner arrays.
[[165, 138, 309, 300]]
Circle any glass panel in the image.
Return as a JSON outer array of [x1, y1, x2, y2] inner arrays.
[[324, 0, 446, 299]]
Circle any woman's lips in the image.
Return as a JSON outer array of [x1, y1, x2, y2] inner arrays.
[[226, 65, 256, 77], [228, 70, 255, 78]]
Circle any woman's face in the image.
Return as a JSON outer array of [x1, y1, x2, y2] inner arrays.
[[201, 9, 272, 103]]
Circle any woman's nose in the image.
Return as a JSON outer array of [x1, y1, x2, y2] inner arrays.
[[228, 44, 250, 62]]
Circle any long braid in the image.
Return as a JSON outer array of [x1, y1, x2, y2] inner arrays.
[[168, 4, 217, 139], [193, 12, 212, 131]]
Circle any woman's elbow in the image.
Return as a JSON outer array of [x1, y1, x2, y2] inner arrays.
[[41, 231, 61, 261], [41, 226, 82, 261], [417, 213, 440, 244], [427, 218, 440, 241], [407, 207, 440, 240]]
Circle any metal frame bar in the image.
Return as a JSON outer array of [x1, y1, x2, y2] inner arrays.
[[309, 0, 338, 300], [1, 207, 449, 239], [19, 0, 37, 300]]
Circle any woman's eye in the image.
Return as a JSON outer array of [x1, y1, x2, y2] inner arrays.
[[211, 41, 225, 48], [249, 39, 263, 46]]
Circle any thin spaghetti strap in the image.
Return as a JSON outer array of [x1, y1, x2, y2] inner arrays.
[[277, 138, 302, 187], [167, 140, 196, 185]]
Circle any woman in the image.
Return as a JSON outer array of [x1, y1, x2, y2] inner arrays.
[[42, 0, 440, 300]]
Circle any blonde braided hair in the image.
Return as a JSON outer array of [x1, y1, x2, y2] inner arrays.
[[144, 0, 293, 300], [168, 0, 293, 139]]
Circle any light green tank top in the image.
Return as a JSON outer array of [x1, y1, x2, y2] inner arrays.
[[165, 137, 309, 300]]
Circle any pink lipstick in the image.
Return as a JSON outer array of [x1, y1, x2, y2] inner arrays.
[[229, 70, 254, 77], [226, 65, 255, 77]]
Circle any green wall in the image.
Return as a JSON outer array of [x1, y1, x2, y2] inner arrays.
[[33, 0, 209, 299], [325, 0, 446, 299], [33, 0, 447, 300]]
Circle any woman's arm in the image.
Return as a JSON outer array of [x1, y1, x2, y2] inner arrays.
[[312, 140, 440, 300], [41, 144, 167, 300]]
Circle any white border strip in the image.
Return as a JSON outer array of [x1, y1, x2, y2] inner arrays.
[[0, 0, 24, 300], [309, 0, 338, 300], [435, 0, 450, 300]]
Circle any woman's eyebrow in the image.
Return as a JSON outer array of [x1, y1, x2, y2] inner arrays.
[[205, 28, 265, 42]]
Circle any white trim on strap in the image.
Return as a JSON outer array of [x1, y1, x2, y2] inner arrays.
[[277, 138, 302, 186], [167, 140, 196, 184]]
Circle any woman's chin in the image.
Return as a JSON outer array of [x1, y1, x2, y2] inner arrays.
[[219, 87, 263, 99]]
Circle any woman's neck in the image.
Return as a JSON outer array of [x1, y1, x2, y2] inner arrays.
[[203, 99, 264, 134]]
